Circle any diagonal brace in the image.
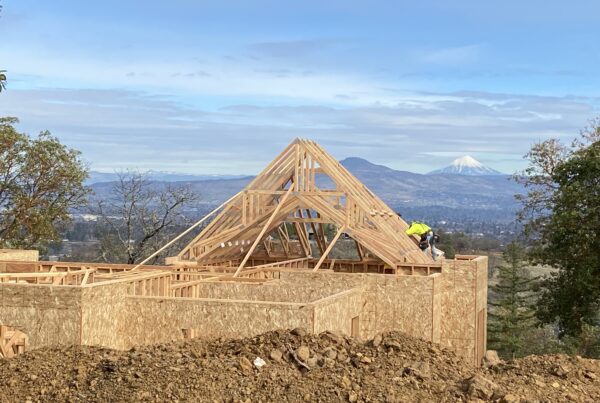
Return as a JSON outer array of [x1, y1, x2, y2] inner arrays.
[[234, 185, 295, 277]]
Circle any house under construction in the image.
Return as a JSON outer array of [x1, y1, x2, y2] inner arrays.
[[0, 139, 487, 365]]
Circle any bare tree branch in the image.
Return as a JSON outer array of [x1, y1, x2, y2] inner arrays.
[[91, 171, 199, 264]]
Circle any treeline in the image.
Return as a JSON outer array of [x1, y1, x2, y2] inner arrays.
[[487, 118, 600, 359], [434, 230, 503, 258]]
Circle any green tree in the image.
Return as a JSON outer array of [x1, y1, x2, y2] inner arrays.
[[0, 117, 89, 249], [514, 118, 600, 338], [487, 242, 537, 359], [534, 140, 600, 338]]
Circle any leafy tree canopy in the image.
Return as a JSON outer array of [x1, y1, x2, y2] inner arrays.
[[534, 139, 600, 336], [515, 117, 600, 338], [0, 117, 89, 249]]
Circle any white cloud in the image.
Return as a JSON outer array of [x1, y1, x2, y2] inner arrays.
[[0, 87, 597, 174]]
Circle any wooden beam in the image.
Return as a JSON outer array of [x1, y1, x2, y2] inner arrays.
[[287, 217, 333, 224], [312, 226, 346, 272], [133, 191, 243, 270], [355, 239, 364, 261], [174, 138, 434, 267], [234, 186, 295, 277], [276, 226, 290, 257], [306, 209, 326, 255]]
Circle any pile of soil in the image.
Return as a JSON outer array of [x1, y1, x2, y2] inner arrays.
[[0, 329, 599, 402]]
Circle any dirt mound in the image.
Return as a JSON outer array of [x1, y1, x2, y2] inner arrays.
[[484, 354, 600, 402], [0, 330, 599, 402]]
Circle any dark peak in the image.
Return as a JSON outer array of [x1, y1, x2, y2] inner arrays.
[[340, 157, 393, 171]]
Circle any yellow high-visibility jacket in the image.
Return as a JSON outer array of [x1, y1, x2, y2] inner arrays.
[[405, 222, 432, 236]]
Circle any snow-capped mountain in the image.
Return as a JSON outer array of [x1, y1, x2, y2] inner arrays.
[[427, 155, 503, 176]]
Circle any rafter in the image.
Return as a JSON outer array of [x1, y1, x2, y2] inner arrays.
[[166, 138, 433, 272]]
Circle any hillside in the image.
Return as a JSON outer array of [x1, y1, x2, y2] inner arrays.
[[1, 329, 598, 402], [339, 157, 521, 211], [87, 158, 523, 223]]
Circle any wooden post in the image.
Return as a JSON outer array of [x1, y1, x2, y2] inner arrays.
[[130, 191, 242, 271], [312, 226, 346, 272], [233, 186, 294, 277], [355, 240, 364, 261]]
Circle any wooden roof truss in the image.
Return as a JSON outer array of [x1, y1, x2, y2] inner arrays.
[[176, 139, 433, 275]]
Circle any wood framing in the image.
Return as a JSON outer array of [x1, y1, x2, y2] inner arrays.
[[175, 139, 433, 273], [0, 325, 28, 358]]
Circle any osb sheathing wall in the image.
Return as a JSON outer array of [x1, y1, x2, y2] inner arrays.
[[312, 289, 363, 335], [278, 272, 440, 343], [120, 297, 315, 348], [475, 257, 488, 364], [80, 283, 132, 350], [193, 281, 351, 303], [439, 256, 488, 365], [0, 256, 487, 365], [0, 250, 39, 265], [0, 284, 81, 349], [109, 286, 363, 349]]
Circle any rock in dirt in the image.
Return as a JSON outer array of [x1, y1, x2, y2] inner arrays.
[[296, 345, 310, 362], [500, 393, 521, 403], [385, 340, 402, 350], [483, 350, 502, 368], [403, 361, 431, 380], [307, 357, 319, 368], [291, 327, 307, 337], [553, 364, 570, 378], [372, 334, 383, 348], [321, 331, 344, 345], [238, 357, 253, 373], [253, 357, 266, 368], [323, 347, 337, 360], [360, 356, 372, 364], [465, 374, 499, 399], [269, 349, 283, 363]]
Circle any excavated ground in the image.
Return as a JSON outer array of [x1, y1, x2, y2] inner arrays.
[[1, 330, 599, 402]]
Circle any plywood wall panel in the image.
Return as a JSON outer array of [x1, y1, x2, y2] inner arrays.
[[194, 282, 341, 303], [0, 249, 39, 262], [0, 284, 81, 350], [439, 256, 488, 365], [120, 297, 314, 348], [280, 271, 438, 342], [312, 290, 362, 336], [81, 283, 131, 350]]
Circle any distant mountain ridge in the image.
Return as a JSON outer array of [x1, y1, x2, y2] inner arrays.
[[428, 155, 503, 176], [87, 156, 523, 224], [86, 171, 249, 185]]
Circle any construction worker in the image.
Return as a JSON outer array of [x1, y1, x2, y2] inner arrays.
[[405, 221, 437, 260]]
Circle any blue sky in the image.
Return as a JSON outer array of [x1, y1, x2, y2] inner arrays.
[[1, 0, 599, 174]]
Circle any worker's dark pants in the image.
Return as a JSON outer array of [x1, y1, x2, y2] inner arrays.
[[426, 231, 435, 260]]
